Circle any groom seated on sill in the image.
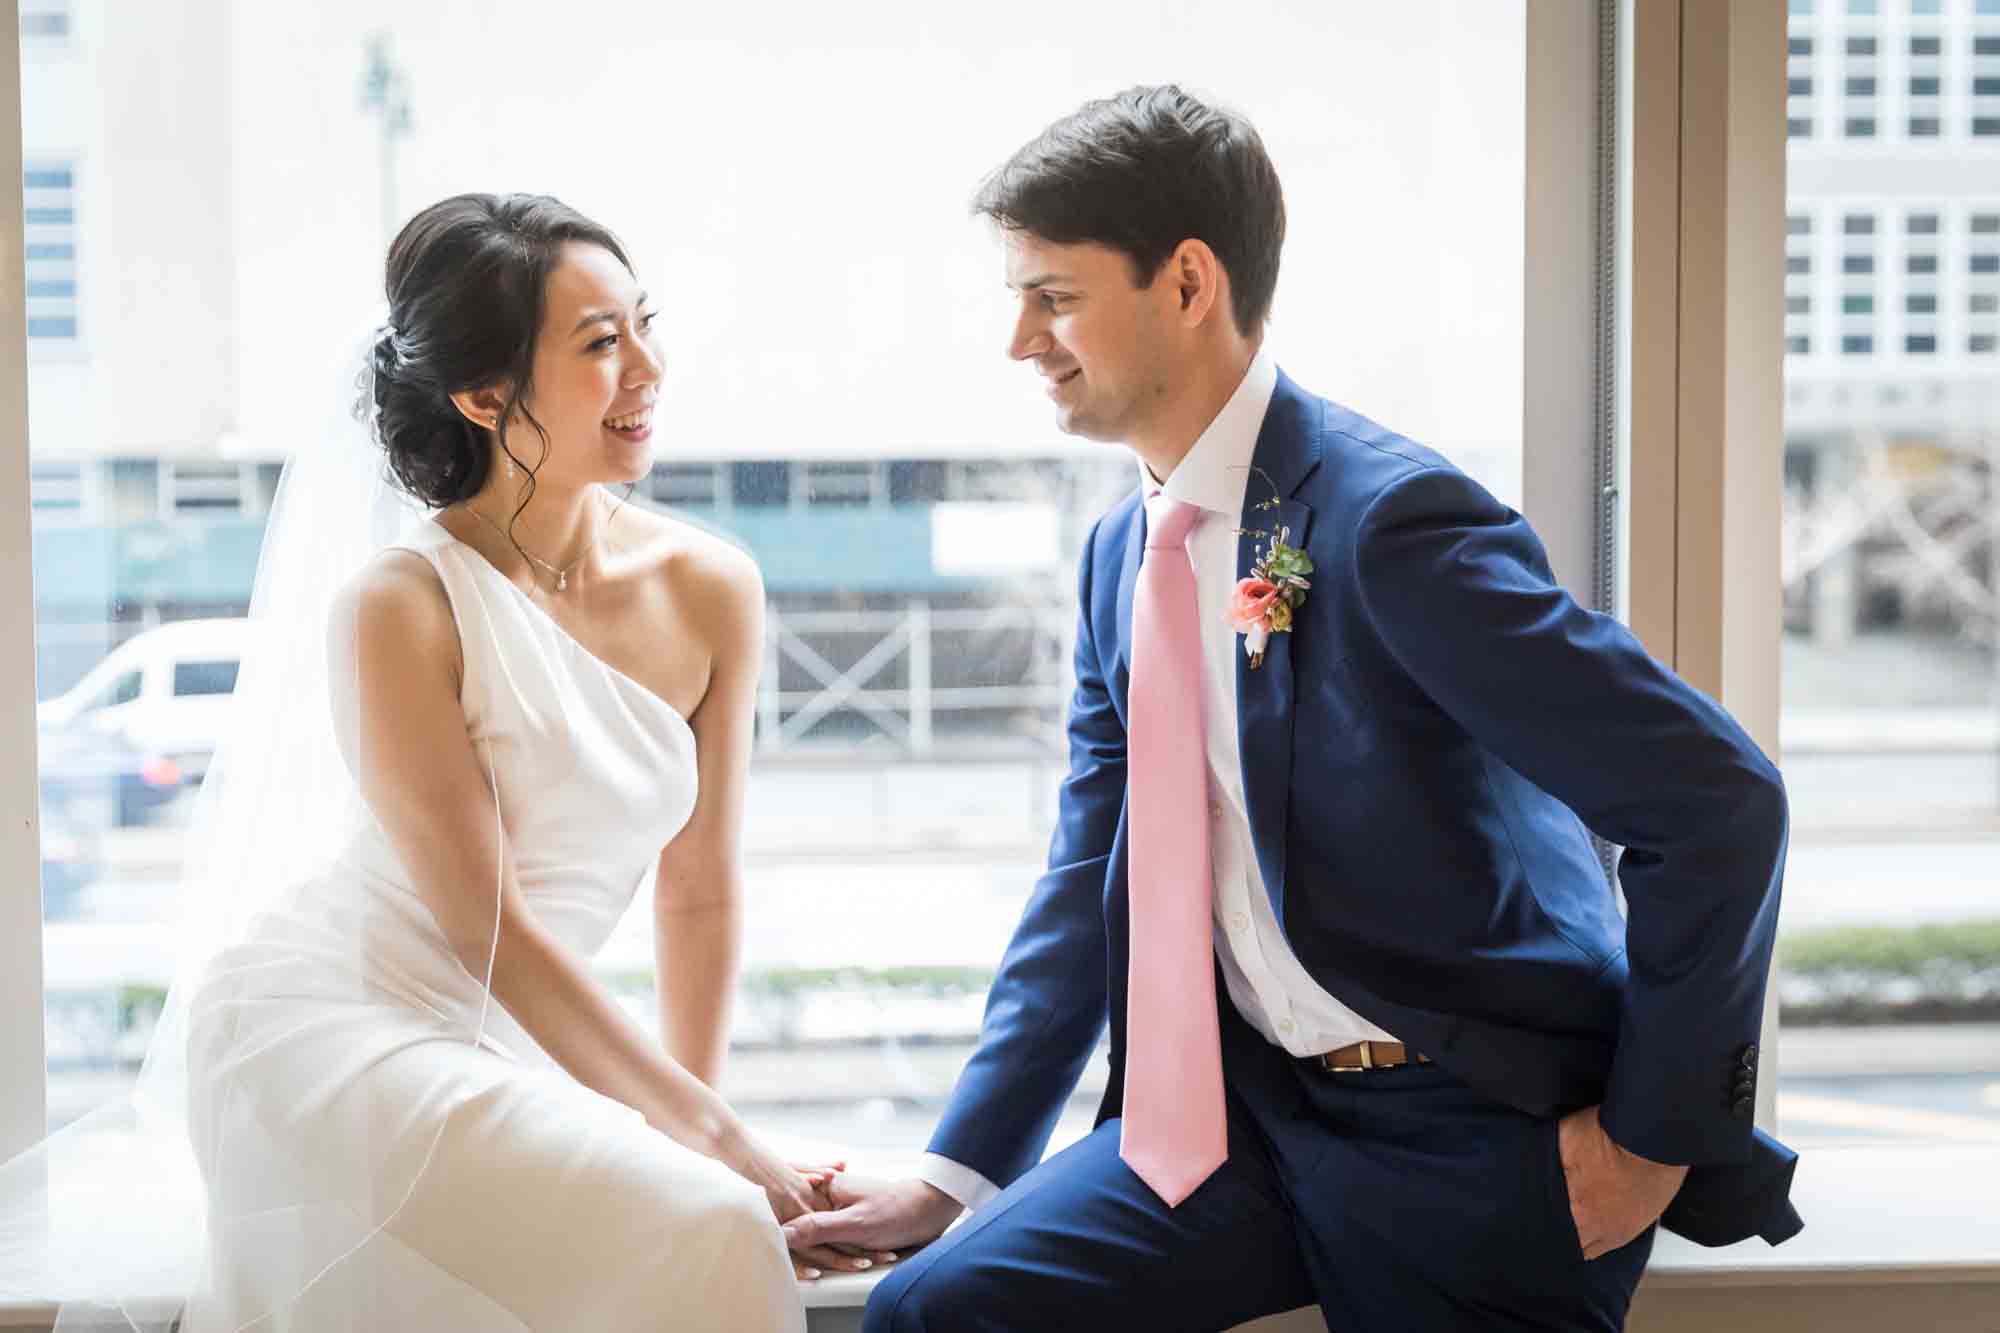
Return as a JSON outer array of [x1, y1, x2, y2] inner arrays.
[[783, 83, 1801, 1333]]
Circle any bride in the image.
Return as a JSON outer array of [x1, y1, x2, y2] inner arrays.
[[10, 192, 887, 1332]]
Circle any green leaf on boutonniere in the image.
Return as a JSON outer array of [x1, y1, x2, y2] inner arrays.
[[1269, 548, 1312, 578]]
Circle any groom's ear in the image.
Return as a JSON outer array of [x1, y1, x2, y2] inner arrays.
[[448, 384, 510, 434], [1168, 239, 1225, 329]]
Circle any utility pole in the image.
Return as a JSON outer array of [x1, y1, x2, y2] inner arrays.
[[359, 35, 413, 251]]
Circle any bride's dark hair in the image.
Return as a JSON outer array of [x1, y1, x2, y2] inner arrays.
[[370, 192, 634, 512]]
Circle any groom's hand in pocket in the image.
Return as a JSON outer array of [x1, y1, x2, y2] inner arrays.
[[780, 1173, 964, 1260], [1556, 1105, 1689, 1261]]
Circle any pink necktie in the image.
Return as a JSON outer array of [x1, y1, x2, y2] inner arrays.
[[1120, 493, 1228, 1207]]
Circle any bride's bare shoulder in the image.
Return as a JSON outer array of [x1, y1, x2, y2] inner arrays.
[[617, 502, 764, 632], [329, 548, 460, 675]]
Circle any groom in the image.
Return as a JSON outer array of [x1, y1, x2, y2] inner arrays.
[[786, 85, 1802, 1331]]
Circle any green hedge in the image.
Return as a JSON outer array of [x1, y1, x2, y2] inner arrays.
[[1777, 921, 2000, 976], [109, 925, 2000, 1039]]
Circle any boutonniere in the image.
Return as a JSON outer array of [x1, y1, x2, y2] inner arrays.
[[1227, 469, 1311, 670]]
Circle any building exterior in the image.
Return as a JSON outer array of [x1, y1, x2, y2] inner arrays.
[[1782, 0, 2000, 657]]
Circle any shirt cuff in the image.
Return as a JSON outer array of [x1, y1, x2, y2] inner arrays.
[[919, 1152, 1001, 1213]]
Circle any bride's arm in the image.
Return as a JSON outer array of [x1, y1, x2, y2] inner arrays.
[[326, 552, 772, 1179], [651, 545, 762, 1089]]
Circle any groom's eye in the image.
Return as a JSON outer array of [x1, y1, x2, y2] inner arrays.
[[1040, 293, 1071, 312]]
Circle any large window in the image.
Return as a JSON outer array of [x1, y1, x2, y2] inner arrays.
[[1778, 0, 2000, 1155], [18, 3, 1530, 1160]]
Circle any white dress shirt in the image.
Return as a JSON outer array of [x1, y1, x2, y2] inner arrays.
[[922, 350, 1396, 1213]]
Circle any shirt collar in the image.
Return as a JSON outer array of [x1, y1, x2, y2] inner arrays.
[[1138, 347, 1279, 520]]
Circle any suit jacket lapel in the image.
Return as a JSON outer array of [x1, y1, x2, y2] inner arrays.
[[1235, 370, 1321, 925], [1113, 497, 1145, 691]]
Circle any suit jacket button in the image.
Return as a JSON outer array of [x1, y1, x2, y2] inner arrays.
[[1737, 1043, 1759, 1072], [1730, 1094, 1755, 1119]]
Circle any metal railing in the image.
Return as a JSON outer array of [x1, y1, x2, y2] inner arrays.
[[758, 598, 1074, 755]]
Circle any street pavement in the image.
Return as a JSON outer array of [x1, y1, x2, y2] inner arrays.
[[32, 747, 2000, 1149]]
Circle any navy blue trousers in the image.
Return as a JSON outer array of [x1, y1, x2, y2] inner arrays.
[[866, 998, 1654, 1332]]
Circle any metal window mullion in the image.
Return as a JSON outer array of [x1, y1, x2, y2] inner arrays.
[[1594, 0, 1623, 883]]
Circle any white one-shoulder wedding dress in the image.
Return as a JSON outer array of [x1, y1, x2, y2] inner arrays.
[[181, 517, 804, 1332]]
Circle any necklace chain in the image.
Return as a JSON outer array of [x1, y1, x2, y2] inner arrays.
[[457, 496, 601, 592]]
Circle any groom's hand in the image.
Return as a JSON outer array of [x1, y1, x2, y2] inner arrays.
[[1556, 1105, 1689, 1260], [777, 1160, 898, 1281], [780, 1173, 964, 1258]]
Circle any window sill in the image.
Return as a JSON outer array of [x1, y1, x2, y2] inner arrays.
[[5, 1143, 1997, 1333]]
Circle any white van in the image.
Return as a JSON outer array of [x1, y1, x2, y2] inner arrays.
[[37, 617, 251, 784]]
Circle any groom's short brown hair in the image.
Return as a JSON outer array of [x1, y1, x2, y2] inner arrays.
[[972, 84, 1286, 337]]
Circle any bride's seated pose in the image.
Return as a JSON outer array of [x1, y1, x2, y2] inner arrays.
[[175, 192, 882, 1331]]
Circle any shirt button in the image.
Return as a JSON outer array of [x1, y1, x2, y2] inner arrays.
[[1229, 911, 1250, 933], [1277, 1017, 1296, 1037]]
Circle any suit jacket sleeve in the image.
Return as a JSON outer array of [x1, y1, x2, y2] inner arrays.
[[1352, 465, 1789, 1167], [925, 516, 1123, 1188]]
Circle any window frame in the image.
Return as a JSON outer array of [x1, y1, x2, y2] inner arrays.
[[0, 0, 1780, 1172], [2, 0, 49, 1160], [1626, 0, 1785, 1128]]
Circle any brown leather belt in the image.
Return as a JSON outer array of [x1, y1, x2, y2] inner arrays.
[[1309, 1039, 1431, 1073]]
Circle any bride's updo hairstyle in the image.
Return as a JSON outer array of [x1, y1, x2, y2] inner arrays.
[[370, 192, 635, 510]]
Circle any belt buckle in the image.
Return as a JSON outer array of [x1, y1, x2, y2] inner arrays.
[[1322, 1042, 1375, 1073]]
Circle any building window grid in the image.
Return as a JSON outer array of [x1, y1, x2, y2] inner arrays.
[[1976, 19, 2000, 135], [1842, 209, 1878, 356], [22, 160, 79, 344], [1972, 211, 2000, 353], [1791, 8, 1816, 138], [1844, 12, 1879, 139], [160, 462, 256, 518], [1786, 211, 1816, 358], [18, 1, 69, 44], [28, 460, 95, 522], [1903, 210, 1941, 356], [1907, 18, 1943, 137], [944, 459, 1058, 504], [798, 460, 884, 509], [648, 462, 722, 508]]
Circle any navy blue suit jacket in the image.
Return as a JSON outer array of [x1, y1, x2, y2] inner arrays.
[[930, 370, 1801, 1247]]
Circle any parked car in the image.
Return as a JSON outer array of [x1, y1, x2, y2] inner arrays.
[[37, 719, 186, 827], [37, 801, 102, 921], [36, 617, 248, 787]]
